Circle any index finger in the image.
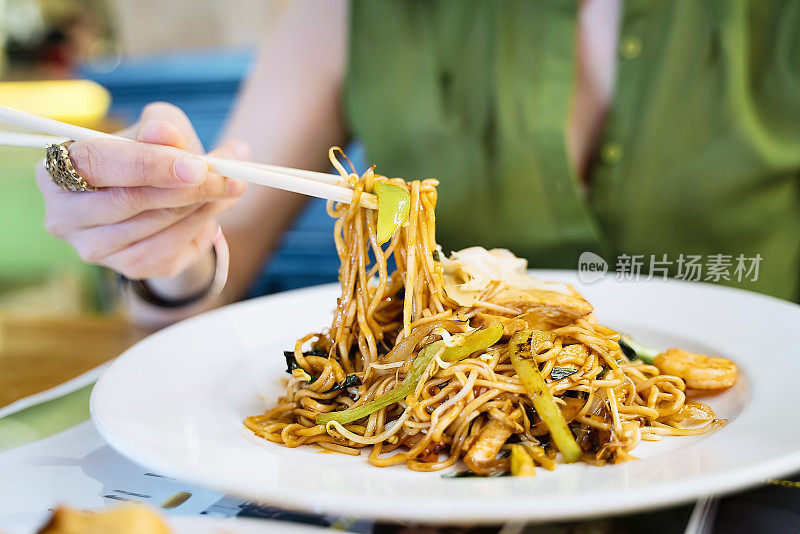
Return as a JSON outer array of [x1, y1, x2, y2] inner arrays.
[[67, 138, 208, 188]]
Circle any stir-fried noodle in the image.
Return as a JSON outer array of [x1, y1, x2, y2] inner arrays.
[[245, 148, 730, 475]]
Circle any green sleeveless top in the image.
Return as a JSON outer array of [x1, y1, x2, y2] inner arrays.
[[345, 0, 800, 301]]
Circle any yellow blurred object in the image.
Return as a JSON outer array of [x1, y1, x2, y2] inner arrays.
[[37, 505, 171, 534], [0, 80, 110, 127]]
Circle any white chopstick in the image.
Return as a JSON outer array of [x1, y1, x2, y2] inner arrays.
[[0, 105, 377, 209], [0, 131, 347, 186], [0, 131, 67, 148]]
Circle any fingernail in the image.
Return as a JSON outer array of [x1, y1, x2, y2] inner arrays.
[[174, 157, 208, 184], [229, 141, 251, 160]]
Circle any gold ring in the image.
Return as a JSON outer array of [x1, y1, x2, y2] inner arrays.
[[45, 141, 98, 192]]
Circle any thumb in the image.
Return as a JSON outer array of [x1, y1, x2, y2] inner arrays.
[[136, 120, 189, 150]]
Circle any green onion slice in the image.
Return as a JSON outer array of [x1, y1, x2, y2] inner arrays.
[[317, 324, 502, 426], [374, 182, 410, 245]]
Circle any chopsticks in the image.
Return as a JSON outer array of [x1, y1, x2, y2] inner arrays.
[[0, 105, 378, 210]]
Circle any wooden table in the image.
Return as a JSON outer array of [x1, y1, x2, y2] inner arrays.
[[0, 314, 154, 409]]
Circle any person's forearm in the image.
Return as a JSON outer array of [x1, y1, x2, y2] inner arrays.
[[216, 0, 347, 301], [126, 0, 348, 323]]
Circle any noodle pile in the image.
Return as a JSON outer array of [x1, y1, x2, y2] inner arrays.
[[245, 148, 727, 474]]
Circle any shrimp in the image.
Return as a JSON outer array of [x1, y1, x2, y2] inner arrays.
[[653, 348, 737, 390]]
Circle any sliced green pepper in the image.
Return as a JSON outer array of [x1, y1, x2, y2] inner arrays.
[[440, 323, 503, 362], [618, 334, 660, 364], [510, 444, 536, 477], [374, 182, 410, 245], [509, 330, 582, 464], [316, 324, 502, 426]]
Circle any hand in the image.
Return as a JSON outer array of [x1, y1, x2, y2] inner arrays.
[[36, 102, 249, 280]]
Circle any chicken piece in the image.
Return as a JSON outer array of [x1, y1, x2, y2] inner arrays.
[[653, 348, 737, 389], [558, 343, 590, 362], [472, 293, 592, 336], [489, 287, 593, 328], [472, 312, 529, 337], [464, 418, 514, 475], [443, 247, 592, 328]]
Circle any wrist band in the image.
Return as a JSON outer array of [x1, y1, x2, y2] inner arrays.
[[122, 227, 230, 309], [125, 253, 215, 308]]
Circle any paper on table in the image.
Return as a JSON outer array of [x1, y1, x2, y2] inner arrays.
[[0, 420, 223, 531], [0, 419, 373, 533], [0, 370, 373, 533]]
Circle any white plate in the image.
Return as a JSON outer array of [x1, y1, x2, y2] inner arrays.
[[91, 272, 800, 524]]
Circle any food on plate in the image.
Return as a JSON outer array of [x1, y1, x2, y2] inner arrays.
[[653, 348, 738, 390], [37, 505, 170, 534], [245, 148, 737, 476]]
